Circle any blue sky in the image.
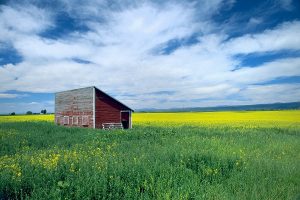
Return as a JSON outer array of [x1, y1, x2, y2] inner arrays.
[[0, 0, 300, 113]]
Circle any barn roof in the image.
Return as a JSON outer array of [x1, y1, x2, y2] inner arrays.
[[56, 86, 134, 112]]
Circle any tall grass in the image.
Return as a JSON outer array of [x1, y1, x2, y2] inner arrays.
[[0, 118, 299, 199]]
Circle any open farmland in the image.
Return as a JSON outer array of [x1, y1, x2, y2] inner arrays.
[[0, 111, 300, 199]]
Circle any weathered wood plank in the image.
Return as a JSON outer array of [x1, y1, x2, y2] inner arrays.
[[55, 87, 94, 128]]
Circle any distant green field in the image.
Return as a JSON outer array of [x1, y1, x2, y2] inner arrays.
[[0, 111, 299, 199]]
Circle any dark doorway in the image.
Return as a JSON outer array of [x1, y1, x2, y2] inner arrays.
[[121, 111, 130, 129]]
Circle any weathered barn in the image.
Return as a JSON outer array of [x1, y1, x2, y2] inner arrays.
[[55, 86, 133, 129]]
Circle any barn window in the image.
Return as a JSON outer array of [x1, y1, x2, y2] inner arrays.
[[63, 116, 69, 125], [73, 116, 78, 125], [55, 117, 60, 125], [82, 116, 89, 126], [58, 117, 64, 125]]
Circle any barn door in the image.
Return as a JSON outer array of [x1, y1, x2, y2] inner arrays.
[[120, 111, 130, 129]]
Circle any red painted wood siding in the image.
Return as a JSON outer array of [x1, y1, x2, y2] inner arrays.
[[95, 90, 126, 128]]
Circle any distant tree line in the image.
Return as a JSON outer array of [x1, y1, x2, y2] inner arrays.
[[26, 111, 33, 115], [9, 109, 48, 115]]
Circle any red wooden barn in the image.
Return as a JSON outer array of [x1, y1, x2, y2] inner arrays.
[[55, 86, 133, 129]]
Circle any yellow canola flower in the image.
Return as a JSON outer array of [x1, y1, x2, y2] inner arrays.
[[30, 153, 61, 170], [70, 163, 75, 173], [205, 168, 213, 175], [1, 111, 299, 128], [0, 155, 22, 180], [133, 110, 300, 128], [0, 114, 53, 123], [214, 169, 218, 174]]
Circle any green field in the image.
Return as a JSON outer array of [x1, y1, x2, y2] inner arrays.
[[0, 111, 300, 199]]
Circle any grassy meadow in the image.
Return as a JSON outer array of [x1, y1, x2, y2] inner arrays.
[[0, 111, 299, 199]]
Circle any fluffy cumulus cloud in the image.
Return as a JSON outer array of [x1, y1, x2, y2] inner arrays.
[[0, 0, 300, 112]]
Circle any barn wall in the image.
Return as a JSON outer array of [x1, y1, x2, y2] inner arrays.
[[55, 87, 94, 128], [95, 90, 124, 128]]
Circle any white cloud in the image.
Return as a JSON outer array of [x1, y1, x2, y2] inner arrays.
[[0, 0, 299, 110], [205, 57, 300, 85], [0, 4, 52, 42], [14, 36, 95, 60], [0, 93, 19, 98], [240, 83, 300, 104], [0, 60, 101, 93], [248, 17, 263, 26], [119, 83, 300, 109], [223, 21, 300, 54]]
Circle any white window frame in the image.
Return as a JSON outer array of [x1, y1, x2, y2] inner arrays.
[[73, 116, 78, 125], [69, 116, 73, 125], [82, 116, 89, 126], [63, 116, 69, 125], [55, 116, 59, 124]]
